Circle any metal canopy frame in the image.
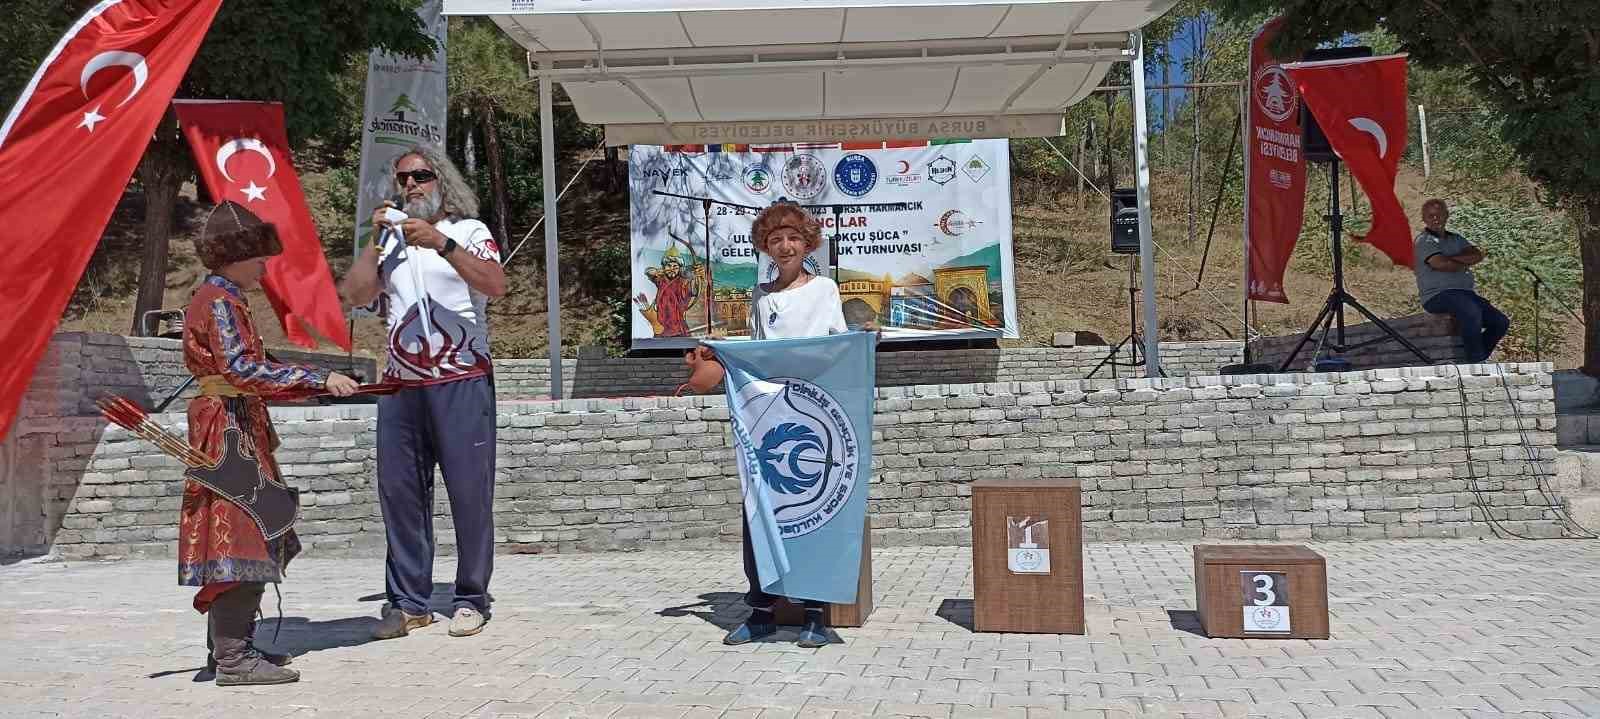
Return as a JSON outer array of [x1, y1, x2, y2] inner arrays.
[[451, 6, 1165, 396]]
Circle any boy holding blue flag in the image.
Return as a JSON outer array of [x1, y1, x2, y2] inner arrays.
[[715, 201, 873, 648]]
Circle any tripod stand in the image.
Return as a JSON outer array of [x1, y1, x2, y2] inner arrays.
[[1088, 254, 1162, 379], [1275, 159, 1433, 371]]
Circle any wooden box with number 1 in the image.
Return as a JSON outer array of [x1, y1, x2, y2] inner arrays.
[[1193, 545, 1329, 640]]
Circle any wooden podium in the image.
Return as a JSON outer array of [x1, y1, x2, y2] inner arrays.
[[773, 515, 873, 627], [1194, 545, 1329, 639], [972, 479, 1084, 634]]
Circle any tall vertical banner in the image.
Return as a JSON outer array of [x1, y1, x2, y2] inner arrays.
[[352, 0, 447, 257], [0, 0, 222, 439], [1244, 17, 1307, 304], [629, 141, 1018, 348], [712, 332, 875, 604], [174, 100, 353, 351], [1285, 55, 1413, 266]]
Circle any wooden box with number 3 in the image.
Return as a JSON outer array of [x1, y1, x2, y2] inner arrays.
[[1193, 545, 1329, 639]]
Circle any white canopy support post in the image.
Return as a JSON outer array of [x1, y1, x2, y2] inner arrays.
[[539, 61, 564, 399], [1130, 29, 1160, 377]]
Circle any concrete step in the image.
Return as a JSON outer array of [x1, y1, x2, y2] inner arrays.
[[1559, 492, 1600, 536], [1554, 446, 1600, 491]]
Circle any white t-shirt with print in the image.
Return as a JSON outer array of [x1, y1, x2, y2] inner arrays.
[[377, 216, 500, 382], [747, 275, 848, 340]]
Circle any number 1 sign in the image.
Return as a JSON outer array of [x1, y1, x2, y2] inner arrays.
[[1240, 571, 1291, 633]]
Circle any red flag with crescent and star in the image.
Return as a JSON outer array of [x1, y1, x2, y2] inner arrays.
[[0, 0, 222, 440], [173, 100, 352, 351], [1284, 54, 1414, 266]]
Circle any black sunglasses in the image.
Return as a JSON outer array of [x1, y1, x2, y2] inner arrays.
[[395, 169, 438, 186]]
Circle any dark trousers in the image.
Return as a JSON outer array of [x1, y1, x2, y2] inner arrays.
[[377, 376, 496, 615], [1424, 290, 1510, 363], [741, 516, 822, 610]]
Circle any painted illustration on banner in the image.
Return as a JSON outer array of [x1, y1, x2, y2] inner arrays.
[[628, 140, 1019, 348]]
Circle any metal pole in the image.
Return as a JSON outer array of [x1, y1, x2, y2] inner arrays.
[[1130, 30, 1161, 377], [539, 62, 563, 400], [1238, 82, 1252, 365], [1417, 104, 1431, 179]]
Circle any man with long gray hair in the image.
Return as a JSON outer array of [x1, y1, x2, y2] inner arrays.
[[338, 144, 506, 640]]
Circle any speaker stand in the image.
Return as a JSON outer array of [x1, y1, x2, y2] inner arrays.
[[1089, 255, 1165, 379], [1275, 160, 1433, 371]]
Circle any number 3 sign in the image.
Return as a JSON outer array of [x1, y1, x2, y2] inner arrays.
[[1239, 571, 1291, 633]]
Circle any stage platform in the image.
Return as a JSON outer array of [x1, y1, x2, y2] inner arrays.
[[0, 330, 1573, 561]]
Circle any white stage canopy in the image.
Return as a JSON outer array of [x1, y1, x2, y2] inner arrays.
[[443, 0, 1178, 395]]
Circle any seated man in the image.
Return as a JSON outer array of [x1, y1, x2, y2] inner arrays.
[[1413, 198, 1510, 363]]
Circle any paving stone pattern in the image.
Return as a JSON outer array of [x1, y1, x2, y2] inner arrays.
[[1, 540, 1597, 718]]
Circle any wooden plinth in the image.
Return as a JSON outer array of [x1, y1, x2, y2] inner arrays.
[[773, 515, 873, 627], [1194, 545, 1330, 640], [972, 479, 1084, 634]]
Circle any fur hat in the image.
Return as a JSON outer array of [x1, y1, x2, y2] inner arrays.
[[196, 201, 282, 270]]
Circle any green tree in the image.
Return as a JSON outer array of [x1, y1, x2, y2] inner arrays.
[[447, 17, 536, 249], [1208, 0, 1600, 374], [97, 0, 436, 335]]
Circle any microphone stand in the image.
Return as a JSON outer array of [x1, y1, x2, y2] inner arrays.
[[650, 189, 764, 336]]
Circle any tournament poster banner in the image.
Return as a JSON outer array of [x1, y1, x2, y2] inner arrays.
[[352, 0, 448, 258], [1244, 17, 1307, 304], [628, 140, 1019, 348]]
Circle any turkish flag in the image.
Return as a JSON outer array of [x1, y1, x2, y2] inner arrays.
[[174, 100, 352, 351], [1286, 54, 1413, 266], [1244, 17, 1307, 304], [0, 0, 222, 439]]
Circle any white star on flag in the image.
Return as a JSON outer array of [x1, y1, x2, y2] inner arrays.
[[240, 181, 267, 202], [78, 106, 106, 132]]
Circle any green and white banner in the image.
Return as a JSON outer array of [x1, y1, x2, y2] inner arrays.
[[352, 0, 448, 257]]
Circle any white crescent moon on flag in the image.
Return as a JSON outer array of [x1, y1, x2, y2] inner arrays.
[[79, 51, 148, 108], [216, 138, 277, 182], [1348, 117, 1389, 158]]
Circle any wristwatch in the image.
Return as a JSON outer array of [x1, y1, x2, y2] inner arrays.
[[439, 237, 458, 257]]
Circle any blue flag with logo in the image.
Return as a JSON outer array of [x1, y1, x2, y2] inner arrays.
[[708, 332, 875, 604]]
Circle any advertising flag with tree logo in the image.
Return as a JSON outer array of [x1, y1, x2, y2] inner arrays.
[[1244, 17, 1307, 304], [710, 332, 875, 604], [0, 0, 223, 439], [352, 0, 447, 260]]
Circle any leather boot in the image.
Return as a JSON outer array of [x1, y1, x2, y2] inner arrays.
[[206, 606, 291, 674], [211, 583, 300, 686]]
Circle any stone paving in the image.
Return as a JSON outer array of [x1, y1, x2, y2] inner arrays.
[[2, 540, 1598, 718]]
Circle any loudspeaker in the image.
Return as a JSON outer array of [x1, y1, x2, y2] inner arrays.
[[1300, 45, 1373, 163], [1110, 188, 1140, 254]]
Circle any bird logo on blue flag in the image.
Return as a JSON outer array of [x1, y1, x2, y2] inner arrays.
[[741, 380, 859, 537]]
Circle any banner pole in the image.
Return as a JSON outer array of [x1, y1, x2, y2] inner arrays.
[[1130, 30, 1160, 377], [539, 62, 563, 400]]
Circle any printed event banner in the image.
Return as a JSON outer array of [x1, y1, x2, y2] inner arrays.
[[711, 331, 875, 604], [1244, 16, 1307, 305], [629, 140, 1019, 348], [352, 0, 447, 256]]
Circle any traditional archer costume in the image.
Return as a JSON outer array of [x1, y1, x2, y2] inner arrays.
[[180, 202, 329, 686]]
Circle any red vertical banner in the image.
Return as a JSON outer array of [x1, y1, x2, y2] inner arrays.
[[174, 100, 352, 351], [1244, 17, 1307, 304]]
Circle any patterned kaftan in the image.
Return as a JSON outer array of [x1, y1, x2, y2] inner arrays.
[[179, 276, 326, 609]]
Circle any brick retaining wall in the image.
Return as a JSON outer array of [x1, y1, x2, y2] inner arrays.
[[13, 363, 1562, 560]]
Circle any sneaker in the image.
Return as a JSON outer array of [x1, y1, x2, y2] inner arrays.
[[722, 610, 777, 645], [372, 603, 432, 640], [797, 612, 831, 648], [448, 607, 488, 637]]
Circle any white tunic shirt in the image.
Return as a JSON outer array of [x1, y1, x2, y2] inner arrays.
[[747, 275, 848, 340], [377, 217, 500, 383]]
